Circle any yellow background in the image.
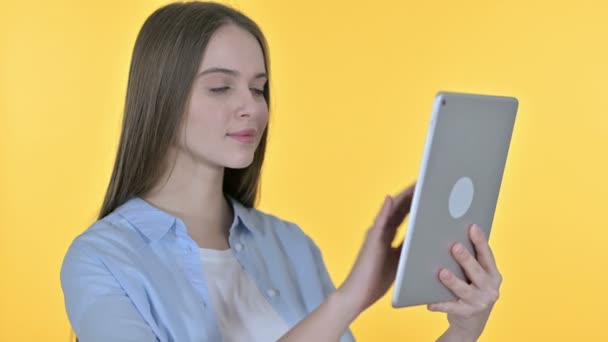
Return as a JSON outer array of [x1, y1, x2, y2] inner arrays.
[[1, 0, 607, 340]]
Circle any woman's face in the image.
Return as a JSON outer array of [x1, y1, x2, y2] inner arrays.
[[177, 23, 268, 170]]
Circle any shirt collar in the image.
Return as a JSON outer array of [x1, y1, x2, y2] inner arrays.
[[115, 195, 259, 243], [225, 194, 261, 236]]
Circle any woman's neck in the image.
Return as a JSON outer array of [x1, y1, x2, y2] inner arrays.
[[143, 149, 234, 249]]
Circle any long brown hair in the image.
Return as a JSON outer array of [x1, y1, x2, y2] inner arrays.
[[98, 1, 270, 219]]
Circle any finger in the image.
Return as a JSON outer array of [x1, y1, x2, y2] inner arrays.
[[438, 268, 476, 302], [384, 183, 416, 233], [393, 182, 416, 207], [391, 183, 416, 217], [469, 225, 500, 279], [391, 241, 403, 256], [387, 241, 404, 277], [371, 195, 402, 248], [373, 195, 393, 230], [451, 243, 491, 290], [427, 300, 474, 317]]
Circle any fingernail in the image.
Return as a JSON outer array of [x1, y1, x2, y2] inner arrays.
[[471, 224, 483, 239], [440, 269, 451, 280], [453, 243, 464, 254]]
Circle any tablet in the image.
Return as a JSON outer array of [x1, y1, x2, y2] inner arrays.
[[392, 91, 518, 308]]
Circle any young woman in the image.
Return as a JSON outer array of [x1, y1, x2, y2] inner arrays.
[[60, 2, 503, 341]]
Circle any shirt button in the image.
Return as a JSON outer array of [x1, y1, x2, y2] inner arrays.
[[234, 243, 243, 252], [267, 288, 278, 298]]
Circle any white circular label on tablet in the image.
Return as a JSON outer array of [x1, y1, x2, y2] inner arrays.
[[449, 177, 474, 219]]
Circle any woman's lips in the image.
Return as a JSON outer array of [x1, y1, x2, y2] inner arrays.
[[227, 129, 257, 144]]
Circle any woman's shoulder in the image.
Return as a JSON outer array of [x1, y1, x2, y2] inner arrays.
[[65, 211, 139, 254], [59, 213, 133, 290], [66, 196, 182, 253], [61, 199, 161, 276]]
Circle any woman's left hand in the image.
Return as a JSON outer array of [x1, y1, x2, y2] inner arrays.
[[429, 224, 503, 342]]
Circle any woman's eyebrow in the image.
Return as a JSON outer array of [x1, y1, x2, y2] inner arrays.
[[197, 67, 267, 79]]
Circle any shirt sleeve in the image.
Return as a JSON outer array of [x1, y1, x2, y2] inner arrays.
[[307, 237, 338, 296], [60, 241, 160, 342], [306, 235, 357, 342]]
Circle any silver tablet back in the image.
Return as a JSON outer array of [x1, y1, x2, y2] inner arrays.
[[392, 92, 518, 308]]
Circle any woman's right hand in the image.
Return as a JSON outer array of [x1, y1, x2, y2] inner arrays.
[[278, 184, 416, 342], [337, 183, 415, 315]]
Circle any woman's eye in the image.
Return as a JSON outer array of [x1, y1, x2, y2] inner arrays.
[[251, 88, 264, 96], [210, 86, 230, 93]]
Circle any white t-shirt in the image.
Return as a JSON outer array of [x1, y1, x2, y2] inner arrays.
[[200, 248, 290, 342]]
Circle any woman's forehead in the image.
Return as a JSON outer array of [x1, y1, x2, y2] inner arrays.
[[198, 24, 266, 76]]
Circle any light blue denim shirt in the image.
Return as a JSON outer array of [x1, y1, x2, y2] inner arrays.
[[60, 196, 356, 342]]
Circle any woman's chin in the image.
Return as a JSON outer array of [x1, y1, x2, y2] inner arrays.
[[223, 155, 255, 170]]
